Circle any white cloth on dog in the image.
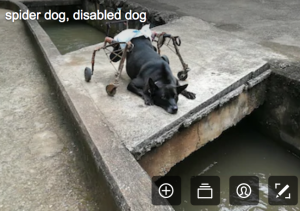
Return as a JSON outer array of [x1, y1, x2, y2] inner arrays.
[[114, 24, 153, 49]]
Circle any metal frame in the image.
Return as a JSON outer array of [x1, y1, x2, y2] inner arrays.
[[155, 33, 190, 80], [84, 23, 191, 96]]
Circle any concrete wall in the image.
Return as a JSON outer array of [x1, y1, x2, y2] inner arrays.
[[251, 61, 300, 151], [81, 0, 177, 35]]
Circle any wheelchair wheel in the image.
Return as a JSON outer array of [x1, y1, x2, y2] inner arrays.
[[106, 84, 117, 96], [84, 67, 92, 82], [161, 55, 169, 64], [177, 71, 188, 81]]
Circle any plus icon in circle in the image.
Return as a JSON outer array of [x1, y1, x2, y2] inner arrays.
[[152, 176, 181, 205], [158, 183, 174, 198]]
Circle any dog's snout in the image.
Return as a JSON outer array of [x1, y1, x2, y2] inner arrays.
[[168, 105, 178, 114]]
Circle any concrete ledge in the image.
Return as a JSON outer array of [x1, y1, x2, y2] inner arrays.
[[0, 1, 172, 210], [139, 71, 270, 177]]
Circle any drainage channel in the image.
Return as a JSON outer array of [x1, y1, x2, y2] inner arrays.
[[161, 117, 300, 211], [39, 19, 105, 55]]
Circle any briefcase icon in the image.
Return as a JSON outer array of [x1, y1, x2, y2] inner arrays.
[[197, 183, 213, 199]]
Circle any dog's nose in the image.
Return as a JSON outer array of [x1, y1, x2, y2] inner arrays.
[[167, 105, 178, 114], [171, 105, 178, 113]]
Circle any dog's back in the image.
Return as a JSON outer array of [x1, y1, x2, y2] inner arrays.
[[126, 36, 166, 80]]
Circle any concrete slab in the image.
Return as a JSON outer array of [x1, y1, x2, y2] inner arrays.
[[55, 16, 285, 159]]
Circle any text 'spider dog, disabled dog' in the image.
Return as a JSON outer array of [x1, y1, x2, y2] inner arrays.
[[84, 23, 196, 114]]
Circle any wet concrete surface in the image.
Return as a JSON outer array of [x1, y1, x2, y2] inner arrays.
[[0, 8, 103, 211], [130, 0, 300, 60]]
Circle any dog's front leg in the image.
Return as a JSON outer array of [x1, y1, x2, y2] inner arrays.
[[127, 81, 153, 105], [176, 80, 196, 99], [181, 90, 196, 99]]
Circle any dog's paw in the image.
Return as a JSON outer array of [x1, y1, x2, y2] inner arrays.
[[182, 90, 196, 99], [187, 92, 196, 99]]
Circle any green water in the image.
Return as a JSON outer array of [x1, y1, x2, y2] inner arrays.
[[39, 20, 106, 55], [165, 120, 300, 211]]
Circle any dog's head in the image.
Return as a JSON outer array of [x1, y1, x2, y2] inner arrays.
[[148, 78, 188, 114]]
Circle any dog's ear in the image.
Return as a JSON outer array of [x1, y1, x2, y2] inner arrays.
[[176, 84, 188, 94], [148, 78, 158, 93]]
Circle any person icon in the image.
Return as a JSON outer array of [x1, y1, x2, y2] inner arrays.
[[236, 183, 252, 198]]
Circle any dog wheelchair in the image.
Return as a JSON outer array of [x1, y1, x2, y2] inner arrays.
[[84, 21, 191, 97]]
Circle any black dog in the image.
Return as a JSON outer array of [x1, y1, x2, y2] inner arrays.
[[125, 36, 196, 114]]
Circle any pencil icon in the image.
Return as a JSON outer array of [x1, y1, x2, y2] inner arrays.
[[276, 185, 289, 198]]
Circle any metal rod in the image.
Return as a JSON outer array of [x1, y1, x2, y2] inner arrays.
[[172, 38, 188, 71], [113, 42, 131, 86]]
